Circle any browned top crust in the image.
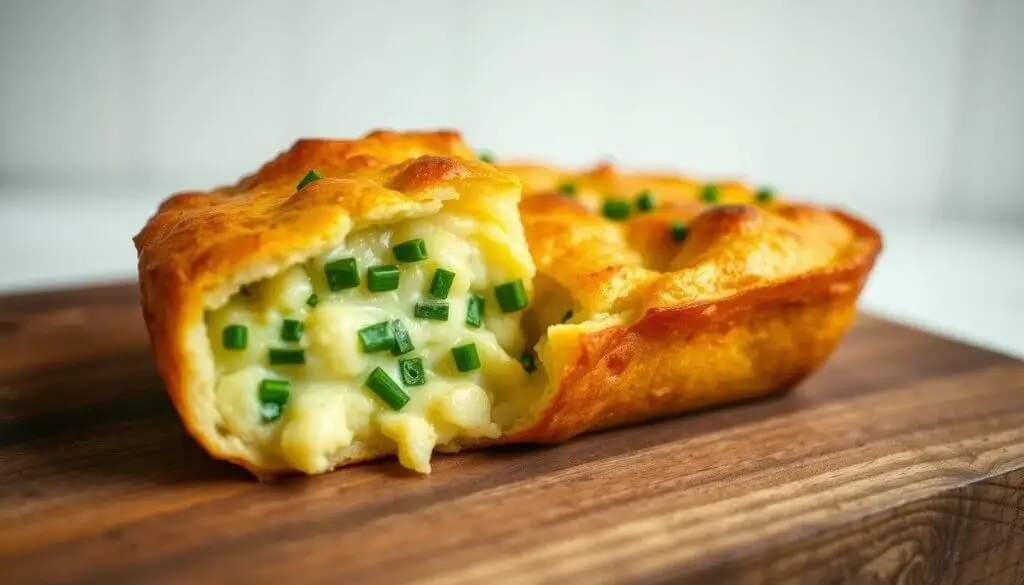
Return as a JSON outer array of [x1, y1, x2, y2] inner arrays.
[[508, 162, 876, 316], [502, 161, 882, 442]]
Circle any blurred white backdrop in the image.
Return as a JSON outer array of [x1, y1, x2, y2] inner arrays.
[[0, 0, 1021, 354]]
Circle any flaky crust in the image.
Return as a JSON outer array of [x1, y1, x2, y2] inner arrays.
[[135, 131, 881, 476], [503, 165, 881, 443]]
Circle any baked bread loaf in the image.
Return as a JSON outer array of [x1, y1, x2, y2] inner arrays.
[[134, 130, 881, 477]]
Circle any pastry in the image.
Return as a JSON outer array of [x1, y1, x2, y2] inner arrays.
[[134, 130, 881, 477]]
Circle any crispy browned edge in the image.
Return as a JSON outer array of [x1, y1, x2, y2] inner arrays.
[[504, 209, 881, 444]]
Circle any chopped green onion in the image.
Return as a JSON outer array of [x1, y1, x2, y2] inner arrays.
[[452, 343, 481, 372], [390, 320, 415, 356], [429, 268, 456, 299], [520, 350, 537, 374], [358, 321, 396, 353], [602, 199, 631, 221], [280, 319, 304, 342], [324, 257, 360, 291], [700, 184, 720, 203], [364, 367, 409, 410], [557, 182, 577, 196], [636, 190, 655, 212], [260, 402, 282, 423], [259, 379, 290, 423], [399, 357, 426, 386], [306, 293, 320, 308], [756, 187, 776, 203], [494, 280, 528, 313], [670, 220, 688, 242], [393, 239, 428, 263], [562, 310, 573, 323], [269, 348, 305, 365], [222, 324, 248, 350], [415, 300, 450, 321], [259, 378, 291, 405], [296, 170, 321, 191], [366, 265, 400, 292], [479, 150, 496, 163], [466, 294, 485, 328]]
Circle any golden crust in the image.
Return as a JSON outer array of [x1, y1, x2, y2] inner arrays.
[[135, 131, 881, 477], [504, 166, 881, 443]]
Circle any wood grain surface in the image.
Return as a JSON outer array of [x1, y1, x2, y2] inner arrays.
[[1, 283, 1022, 585]]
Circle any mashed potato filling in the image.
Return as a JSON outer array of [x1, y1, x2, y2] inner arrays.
[[205, 213, 544, 473]]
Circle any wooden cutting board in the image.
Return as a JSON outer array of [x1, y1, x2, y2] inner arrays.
[[1, 283, 1022, 585]]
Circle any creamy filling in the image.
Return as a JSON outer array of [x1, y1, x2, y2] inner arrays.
[[205, 215, 549, 473]]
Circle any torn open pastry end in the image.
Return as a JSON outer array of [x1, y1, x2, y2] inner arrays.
[[134, 130, 882, 478]]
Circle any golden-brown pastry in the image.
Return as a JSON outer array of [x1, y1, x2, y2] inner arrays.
[[134, 130, 881, 477]]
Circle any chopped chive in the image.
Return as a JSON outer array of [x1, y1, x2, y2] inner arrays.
[[306, 293, 320, 308], [636, 190, 655, 212], [222, 324, 248, 350], [367, 265, 400, 292], [466, 294, 485, 328], [280, 319, 304, 342], [520, 350, 537, 374], [269, 348, 305, 365], [557, 182, 577, 196], [358, 321, 396, 353], [429, 268, 456, 299], [259, 379, 290, 423], [670, 220, 688, 242], [259, 379, 291, 405], [494, 280, 528, 313], [700, 184, 720, 203], [393, 239, 428, 263], [260, 402, 282, 423], [364, 367, 410, 410], [452, 343, 481, 372], [398, 357, 426, 386], [415, 300, 450, 321], [479, 150, 496, 163], [390, 320, 415, 356], [296, 170, 321, 191], [562, 310, 573, 323], [756, 186, 776, 203], [602, 199, 631, 221], [324, 257, 360, 291]]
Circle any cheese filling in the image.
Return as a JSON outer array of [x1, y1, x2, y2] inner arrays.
[[205, 214, 547, 474]]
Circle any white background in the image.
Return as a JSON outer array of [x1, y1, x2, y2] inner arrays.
[[0, 0, 1021, 355]]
